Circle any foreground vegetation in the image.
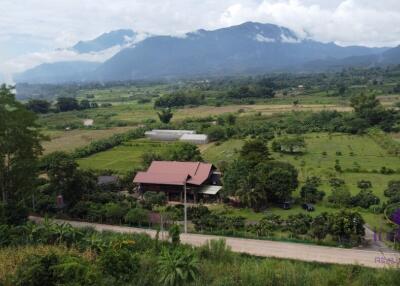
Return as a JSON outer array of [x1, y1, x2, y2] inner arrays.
[[0, 220, 399, 286]]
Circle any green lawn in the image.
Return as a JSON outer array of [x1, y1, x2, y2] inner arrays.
[[202, 140, 245, 164], [77, 139, 177, 173], [203, 133, 400, 229], [274, 133, 400, 199], [203, 134, 400, 198]]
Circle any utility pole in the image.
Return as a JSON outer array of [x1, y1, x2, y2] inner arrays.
[[184, 182, 187, 233]]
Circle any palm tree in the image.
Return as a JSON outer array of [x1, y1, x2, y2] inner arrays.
[[19, 221, 39, 244], [41, 217, 57, 244], [53, 223, 75, 244], [158, 248, 199, 286], [83, 233, 106, 254]]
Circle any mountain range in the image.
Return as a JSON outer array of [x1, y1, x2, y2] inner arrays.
[[15, 22, 399, 84]]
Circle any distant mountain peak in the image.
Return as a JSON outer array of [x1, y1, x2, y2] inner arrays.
[[72, 29, 138, 53]]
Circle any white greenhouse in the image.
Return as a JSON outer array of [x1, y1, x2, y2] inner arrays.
[[179, 133, 209, 144], [145, 129, 208, 144]]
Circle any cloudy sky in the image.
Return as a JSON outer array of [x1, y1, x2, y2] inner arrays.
[[1, 0, 400, 81]]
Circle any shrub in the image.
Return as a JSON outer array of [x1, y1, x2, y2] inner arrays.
[[250, 214, 282, 237], [285, 214, 313, 236], [124, 208, 149, 226], [330, 210, 365, 245], [351, 190, 380, 209], [272, 136, 306, 154], [143, 192, 167, 209], [328, 184, 351, 208], [300, 177, 325, 203], [197, 239, 233, 263], [104, 203, 128, 224], [13, 252, 99, 286], [98, 248, 140, 283], [187, 205, 210, 220], [205, 125, 226, 141], [310, 213, 331, 241]]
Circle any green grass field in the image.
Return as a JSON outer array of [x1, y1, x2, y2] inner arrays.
[[204, 133, 400, 196], [274, 133, 400, 198], [41, 127, 136, 154], [202, 139, 245, 163], [77, 139, 178, 173], [78, 133, 400, 199], [203, 133, 400, 229]]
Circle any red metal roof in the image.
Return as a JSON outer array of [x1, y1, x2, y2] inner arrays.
[[133, 161, 213, 186]]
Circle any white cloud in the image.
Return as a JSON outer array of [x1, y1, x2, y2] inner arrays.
[[1, 0, 400, 81], [255, 34, 276, 43], [0, 46, 122, 83], [218, 0, 400, 47], [280, 33, 301, 43]]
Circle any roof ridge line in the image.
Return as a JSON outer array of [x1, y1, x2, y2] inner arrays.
[[193, 162, 201, 176]]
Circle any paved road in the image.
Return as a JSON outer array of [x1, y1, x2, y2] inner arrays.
[[29, 216, 399, 269]]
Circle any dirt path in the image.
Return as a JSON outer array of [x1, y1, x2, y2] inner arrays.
[[29, 216, 399, 269]]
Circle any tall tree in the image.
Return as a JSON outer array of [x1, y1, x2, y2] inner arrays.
[[56, 97, 79, 112], [237, 172, 266, 210], [26, 99, 51, 114], [239, 138, 271, 166], [167, 142, 202, 162], [41, 151, 97, 207], [350, 93, 387, 126], [255, 161, 299, 202], [0, 85, 42, 223]]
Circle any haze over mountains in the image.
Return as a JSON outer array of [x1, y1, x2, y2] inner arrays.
[[15, 22, 399, 84]]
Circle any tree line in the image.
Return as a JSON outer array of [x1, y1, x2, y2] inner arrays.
[[25, 97, 110, 114]]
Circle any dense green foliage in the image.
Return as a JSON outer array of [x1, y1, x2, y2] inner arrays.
[[223, 141, 298, 209], [0, 85, 43, 225], [25, 99, 51, 113], [192, 208, 365, 245], [142, 142, 203, 167], [2, 219, 396, 286], [384, 181, 400, 204], [157, 108, 174, 124], [272, 136, 306, 154], [155, 91, 205, 108], [300, 177, 325, 203]]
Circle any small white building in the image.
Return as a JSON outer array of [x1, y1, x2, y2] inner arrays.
[[83, 119, 94, 127]]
